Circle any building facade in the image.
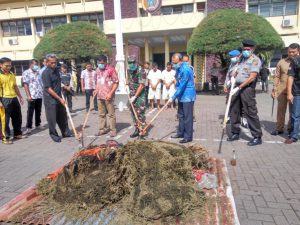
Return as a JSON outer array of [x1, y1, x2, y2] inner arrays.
[[0, 0, 299, 87]]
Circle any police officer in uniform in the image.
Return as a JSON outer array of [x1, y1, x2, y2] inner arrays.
[[227, 40, 263, 146], [127, 56, 147, 138]]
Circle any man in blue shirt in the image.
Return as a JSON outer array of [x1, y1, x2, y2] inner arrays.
[[169, 53, 196, 143]]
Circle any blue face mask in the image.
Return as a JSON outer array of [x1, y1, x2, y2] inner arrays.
[[242, 50, 251, 58], [32, 65, 39, 72], [98, 63, 105, 70], [173, 63, 179, 70], [230, 57, 237, 63]]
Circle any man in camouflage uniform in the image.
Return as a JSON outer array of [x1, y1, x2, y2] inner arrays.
[[227, 40, 263, 146], [127, 57, 147, 138]]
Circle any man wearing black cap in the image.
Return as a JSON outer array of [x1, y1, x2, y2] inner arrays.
[[227, 39, 263, 146]]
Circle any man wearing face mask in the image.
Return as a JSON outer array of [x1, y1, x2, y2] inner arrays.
[[81, 62, 98, 112], [224, 50, 240, 93], [94, 55, 119, 137], [271, 44, 299, 136], [127, 56, 147, 138], [227, 40, 263, 146], [22, 59, 43, 134], [169, 53, 196, 143]]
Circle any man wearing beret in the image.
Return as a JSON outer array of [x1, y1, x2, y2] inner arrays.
[[227, 40, 263, 146]]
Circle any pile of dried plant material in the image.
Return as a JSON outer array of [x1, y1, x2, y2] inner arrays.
[[35, 141, 211, 224]]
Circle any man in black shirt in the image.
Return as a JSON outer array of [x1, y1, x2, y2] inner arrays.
[[285, 45, 300, 144], [259, 65, 270, 93], [42, 54, 72, 142]]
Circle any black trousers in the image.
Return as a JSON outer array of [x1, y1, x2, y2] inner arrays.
[[62, 91, 72, 110], [1, 97, 22, 138], [230, 86, 262, 138], [177, 101, 194, 140], [26, 98, 42, 129], [44, 103, 70, 138], [144, 86, 149, 108], [85, 89, 98, 111], [76, 79, 82, 93], [211, 76, 219, 94], [261, 79, 268, 92]]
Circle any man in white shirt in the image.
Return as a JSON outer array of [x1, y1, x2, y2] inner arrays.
[[147, 62, 162, 109], [162, 62, 176, 109], [81, 62, 98, 112]]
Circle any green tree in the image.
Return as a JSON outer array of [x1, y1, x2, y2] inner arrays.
[[187, 9, 284, 68], [33, 21, 112, 61]]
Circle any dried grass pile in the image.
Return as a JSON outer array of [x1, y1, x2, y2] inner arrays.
[[36, 141, 210, 224]]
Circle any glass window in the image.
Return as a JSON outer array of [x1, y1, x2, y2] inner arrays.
[[34, 16, 67, 33], [71, 13, 104, 28], [249, 0, 298, 17], [249, 5, 259, 14], [183, 4, 193, 13], [197, 2, 206, 12], [285, 0, 298, 15], [173, 5, 183, 14], [1, 19, 31, 37], [249, 0, 259, 5], [260, 4, 271, 16], [272, 3, 284, 16], [161, 6, 172, 15]]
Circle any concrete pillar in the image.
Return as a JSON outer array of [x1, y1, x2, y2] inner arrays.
[[125, 38, 129, 66], [149, 46, 153, 66], [164, 36, 170, 66], [0, 21, 3, 47], [30, 18, 37, 44], [71, 59, 77, 88], [193, 1, 197, 13], [144, 37, 149, 62], [67, 14, 71, 23]]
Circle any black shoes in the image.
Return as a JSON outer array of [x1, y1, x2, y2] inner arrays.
[[227, 133, 239, 142], [179, 139, 192, 144], [130, 128, 140, 138], [50, 135, 61, 143], [270, 130, 284, 136], [247, 137, 262, 146], [171, 134, 183, 139]]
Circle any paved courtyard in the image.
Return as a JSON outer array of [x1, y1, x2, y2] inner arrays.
[[0, 86, 300, 225]]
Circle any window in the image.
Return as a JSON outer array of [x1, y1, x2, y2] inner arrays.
[[248, 0, 299, 17], [272, 3, 284, 16], [1, 19, 32, 37], [197, 2, 206, 12], [12, 60, 30, 76], [35, 16, 67, 33], [260, 4, 271, 16], [160, 4, 194, 15], [285, 0, 298, 15], [71, 13, 103, 28]]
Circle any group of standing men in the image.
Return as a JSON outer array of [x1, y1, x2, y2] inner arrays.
[[224, 40, 300, 146]]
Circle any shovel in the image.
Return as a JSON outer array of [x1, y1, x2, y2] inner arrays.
[[140, 103, 169, 136], [62, 94, 81, 148], [80, 92, 97, 148]]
